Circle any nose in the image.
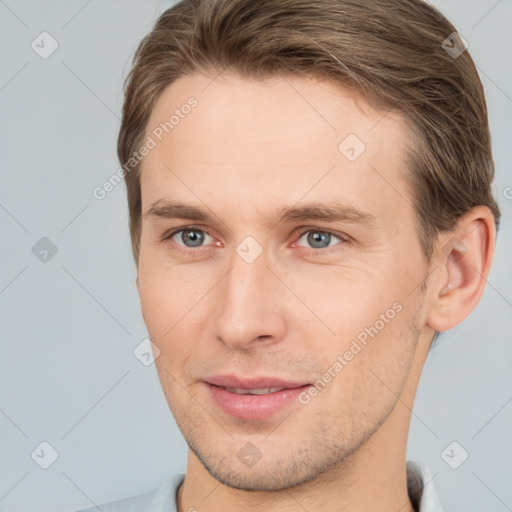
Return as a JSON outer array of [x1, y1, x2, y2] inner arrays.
[[213, 246, 287, 351]]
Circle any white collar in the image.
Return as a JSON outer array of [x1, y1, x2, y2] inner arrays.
[[407, 460, 445, 512]]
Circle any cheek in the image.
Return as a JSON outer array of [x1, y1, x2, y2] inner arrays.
[[138, 262, 212, 384], [316, 306, 417, 425], [138, 260, 204, 338], [297, 263, 419, 381], [292, 269, 401, 339]]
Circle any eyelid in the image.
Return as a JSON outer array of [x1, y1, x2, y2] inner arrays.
[[293, 226, 351, 244], [162, 225, 217, 248], [162, 225, 351, 252], [162, 225, 212, 241], [291, 227, 350, 252]]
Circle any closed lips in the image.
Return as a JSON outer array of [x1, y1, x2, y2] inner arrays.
[[205, 375, 311, 390], [223, 387, 286, 395]]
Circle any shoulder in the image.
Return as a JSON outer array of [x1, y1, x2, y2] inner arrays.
[[74, 473, 185, 512]]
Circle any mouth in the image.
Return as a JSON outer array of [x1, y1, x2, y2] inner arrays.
[[222, 386, 288, 395], [203, 375, 312, 420]]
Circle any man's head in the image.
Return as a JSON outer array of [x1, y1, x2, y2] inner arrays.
[[118, 0, 499, 494], [120, 0, 500, 265]]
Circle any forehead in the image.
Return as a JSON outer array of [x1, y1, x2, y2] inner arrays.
[[141, 72, 413, 225], [145, 71, 408, 154]]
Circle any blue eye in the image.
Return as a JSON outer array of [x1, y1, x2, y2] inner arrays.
[[167, 227, 214, 248], [296, 230, 344, 250]]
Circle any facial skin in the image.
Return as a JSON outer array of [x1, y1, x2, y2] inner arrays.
[[136, 72, 495, 512]]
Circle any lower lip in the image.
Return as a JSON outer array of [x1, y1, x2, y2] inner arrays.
[[205, 383, 312, 420]]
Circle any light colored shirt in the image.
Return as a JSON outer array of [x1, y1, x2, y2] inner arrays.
[[76, 460, 444, 512]]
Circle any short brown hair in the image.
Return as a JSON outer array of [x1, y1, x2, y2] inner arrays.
[[118, 0, 500, 265]]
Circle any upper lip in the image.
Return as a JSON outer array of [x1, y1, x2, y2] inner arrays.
[[205, 375, 310, 389]]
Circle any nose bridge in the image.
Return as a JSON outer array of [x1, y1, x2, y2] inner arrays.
[[213, 243, 285, 350]]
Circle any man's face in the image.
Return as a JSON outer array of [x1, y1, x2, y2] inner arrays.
[[137, 72, 431, 490]]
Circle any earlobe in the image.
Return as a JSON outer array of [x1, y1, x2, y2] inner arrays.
[[427, 206, 496, 332]]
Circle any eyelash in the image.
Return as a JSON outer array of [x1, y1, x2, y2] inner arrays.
[[161, 225, 350, 256]]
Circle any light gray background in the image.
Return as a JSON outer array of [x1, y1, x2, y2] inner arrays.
[[0, 1, 511, 511]]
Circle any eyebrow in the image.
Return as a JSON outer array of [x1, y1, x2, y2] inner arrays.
[[144, 200, 376, 228]]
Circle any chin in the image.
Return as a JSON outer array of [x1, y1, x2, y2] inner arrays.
[[186, 435, 349, 492]]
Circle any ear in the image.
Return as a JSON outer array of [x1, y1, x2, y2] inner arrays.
[[426, 206, 496, 332]]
